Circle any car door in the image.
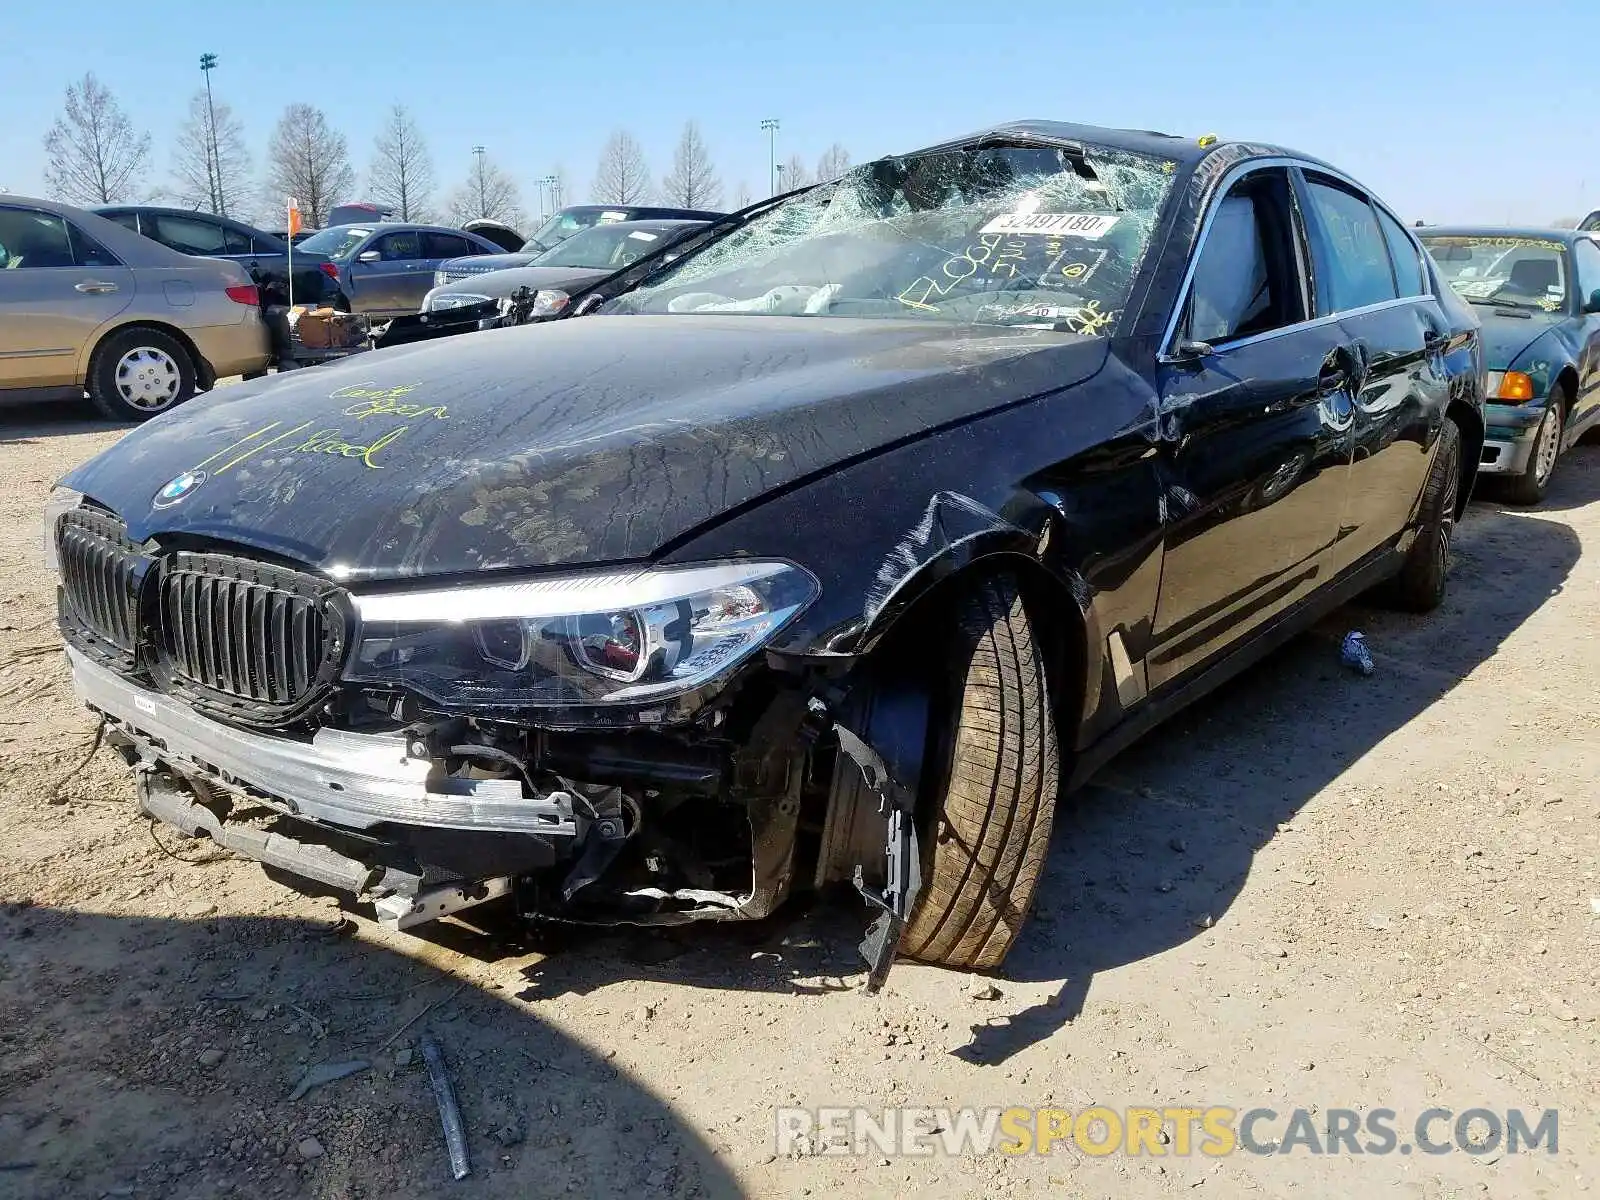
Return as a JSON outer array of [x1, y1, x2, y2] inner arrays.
[[1295, 175, 1453, 570], [1148, 165, 1356, 689], [345, 229, 427, 315], [1569, 237, 1600, 437], [0, 205, 133, 391]]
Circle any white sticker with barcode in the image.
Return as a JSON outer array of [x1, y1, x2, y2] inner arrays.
[[979, 212, 1119, 239]]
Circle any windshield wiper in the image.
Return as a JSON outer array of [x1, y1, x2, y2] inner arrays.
[[1464, 294, 1538, 314]]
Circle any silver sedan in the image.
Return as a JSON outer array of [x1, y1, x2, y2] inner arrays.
[[0, 195, 270, 421]]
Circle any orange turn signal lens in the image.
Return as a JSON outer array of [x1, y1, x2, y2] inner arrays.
[[1497, 371, 1535, 402]]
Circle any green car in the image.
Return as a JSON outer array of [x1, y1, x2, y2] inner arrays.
[[1420, 227, 1600, 502]]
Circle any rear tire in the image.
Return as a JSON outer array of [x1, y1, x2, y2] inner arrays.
[[87, 327, 196, 422], [1383, 415, 1461, 613], [901, 573, 1060, 971], [1505, 388, 1565, 505]]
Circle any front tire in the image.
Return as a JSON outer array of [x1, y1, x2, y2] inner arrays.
[[901, 574, 1060, 971], [87, 327, 197, 422], [1383, 415, 1461, 613], [1505, 389, 1565, 505]]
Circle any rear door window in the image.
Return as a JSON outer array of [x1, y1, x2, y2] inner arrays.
[[1302, 177, 1398, 313], [68, 223, 121, 267], [1376, 208, 1427, 298], [423, 232, 474, 259], [220, 225, 253, 255]]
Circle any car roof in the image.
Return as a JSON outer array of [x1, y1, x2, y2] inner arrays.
[[1418, 225, 1585, 244], [91, 203, 274, 235], [319, 221, 492, 236], [908, 119, 1312, 168]]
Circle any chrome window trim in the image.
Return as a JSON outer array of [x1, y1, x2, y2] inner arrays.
[[1157, 156, 1427, 360]]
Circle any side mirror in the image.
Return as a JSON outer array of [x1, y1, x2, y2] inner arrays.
[[1172, 338, 1215, 361], [357, 249, 382, 264], [1585, 288, 1600, 315]]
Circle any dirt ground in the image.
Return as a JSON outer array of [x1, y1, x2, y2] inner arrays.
[[1, 400, 1596, 1200]]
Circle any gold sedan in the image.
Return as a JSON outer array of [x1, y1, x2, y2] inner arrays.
[[0, 196, 271, 421]]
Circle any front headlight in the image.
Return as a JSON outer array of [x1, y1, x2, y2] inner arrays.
[[343, 560, 819, 711], [531, 289, 570, 318], [424, 290, 492, 314], [42, 485, 84, 572]]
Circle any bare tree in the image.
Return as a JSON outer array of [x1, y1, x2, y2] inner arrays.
[[264, 104, 354, 229], [446, 150, 525, 228], [169, 90, 252, 217], [659, 121, 721, 209], [815, 143, 851, 183], [731, 182, 753, 210], [782, 153, 812, 191], [368, 105, 434, 221], [591, 131, 652, 205], [42, 73, 150, 204]]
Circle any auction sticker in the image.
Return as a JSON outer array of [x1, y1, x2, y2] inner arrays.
[[980, 212, 1119, 238]]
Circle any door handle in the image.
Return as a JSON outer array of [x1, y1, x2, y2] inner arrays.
[[75, 280, 118, 294]]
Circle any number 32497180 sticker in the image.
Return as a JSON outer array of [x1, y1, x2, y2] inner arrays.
[[980, 212, 1119, 239]]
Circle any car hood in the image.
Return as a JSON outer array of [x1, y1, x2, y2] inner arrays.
[[435, 264, 613, 299], [1474, 308, 1568, 369], [61, 315, 1108, 580]]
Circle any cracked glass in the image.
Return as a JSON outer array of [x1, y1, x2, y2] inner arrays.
[[608, 142, 1180, 335]]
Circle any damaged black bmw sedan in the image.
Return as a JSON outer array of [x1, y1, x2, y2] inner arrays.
[[47, 122, 1485, 985]]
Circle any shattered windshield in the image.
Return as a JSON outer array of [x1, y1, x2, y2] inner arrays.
[[1421, 235, 1570, 312], [606, 143, 1178, 332]]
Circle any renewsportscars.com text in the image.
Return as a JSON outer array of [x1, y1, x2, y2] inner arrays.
[[773, 1105, 1559, 1158]]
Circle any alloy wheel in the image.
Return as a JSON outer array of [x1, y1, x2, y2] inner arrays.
[[1533, 406, 1561, 486]]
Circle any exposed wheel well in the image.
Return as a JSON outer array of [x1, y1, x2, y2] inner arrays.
[[88, 321, 214, 392], [1447, 399, 1484, 519], [811, 555, 1088, 893], [862, 554, 1089, 765], [1554, 367, 1578, 418]]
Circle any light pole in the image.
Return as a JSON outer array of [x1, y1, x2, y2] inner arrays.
[[761, 118, 779, 197], [199, 53, 223, 215], [542, 174, 559, 219], [472, 145, 487, 217]]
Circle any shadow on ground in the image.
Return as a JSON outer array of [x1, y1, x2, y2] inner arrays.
[[0, 906, 745, 1200], [0, 400, 128, 446]]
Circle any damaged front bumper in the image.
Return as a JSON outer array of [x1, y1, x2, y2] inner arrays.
[[68, 647, 813, 935]]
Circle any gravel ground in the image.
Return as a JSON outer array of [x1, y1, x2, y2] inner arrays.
[[1, 400, 1596, 1200]]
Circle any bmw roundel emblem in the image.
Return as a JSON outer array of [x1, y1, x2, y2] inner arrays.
[[153, 470, 207, 508]]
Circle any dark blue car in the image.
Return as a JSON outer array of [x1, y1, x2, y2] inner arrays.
[[1421, 227, 1600, 502]]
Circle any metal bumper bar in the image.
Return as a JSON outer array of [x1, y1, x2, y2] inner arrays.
[[68, 648, 576, 837]]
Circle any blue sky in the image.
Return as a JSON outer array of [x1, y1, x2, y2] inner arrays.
[[2, 0, 1594, 227]]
